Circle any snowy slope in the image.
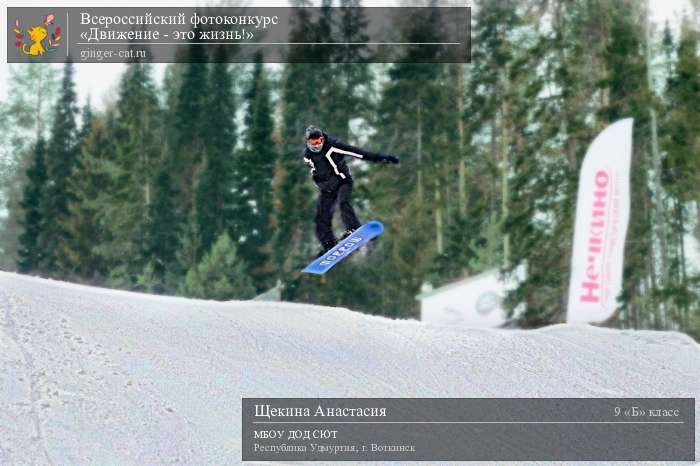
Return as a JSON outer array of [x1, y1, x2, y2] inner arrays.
[[0, 270, 698, 466]]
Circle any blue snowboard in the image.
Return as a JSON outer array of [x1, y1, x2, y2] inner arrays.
[[303, 221, 384, 274]]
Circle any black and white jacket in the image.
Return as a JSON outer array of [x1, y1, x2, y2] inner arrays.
[[303, 133, 383, 191]]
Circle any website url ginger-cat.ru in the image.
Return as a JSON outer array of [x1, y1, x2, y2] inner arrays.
[[79, 48, 148, 61]]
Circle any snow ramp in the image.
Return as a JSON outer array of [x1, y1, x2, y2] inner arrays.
[[1, 271, 698, 465]]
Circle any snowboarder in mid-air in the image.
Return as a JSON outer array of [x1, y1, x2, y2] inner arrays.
[[303, 125, 399, 257]]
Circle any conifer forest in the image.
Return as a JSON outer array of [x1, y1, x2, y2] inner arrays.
[[1, 0, 699, 338]]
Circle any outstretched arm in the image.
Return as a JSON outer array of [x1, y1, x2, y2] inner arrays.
[[330, 139, 399, 164]]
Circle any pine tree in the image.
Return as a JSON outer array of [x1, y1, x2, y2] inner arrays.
[[58, 100, 96, 276], [0, 64, 59, 269], [99, 61, 164, 286], [141, 168, 181, 291], [366, 4, 455, 316], [60, 113, 112, 281], [660, 17, 700, 331], [175, 213, 202, 294], [663, 22, 700, 205], [42, 60, 80, 275], [312, 0, 347, 137], [334, 0, 373, 141], [195, 46, 236, 257], [598, 2, 654, 329], [162, 63, 185, 139], [237, 53, 277, 290], [17, 138, 48, 273], [498, 0, 599, 326], [78, 99, 94, 143], [185, 231, 256, 300], [172, 43, 209, 215]]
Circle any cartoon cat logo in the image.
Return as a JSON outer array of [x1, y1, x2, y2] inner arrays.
[[14, 14, 62, 57]]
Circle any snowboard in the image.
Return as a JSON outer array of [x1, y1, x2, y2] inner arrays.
[[302, 221, 384, 274]]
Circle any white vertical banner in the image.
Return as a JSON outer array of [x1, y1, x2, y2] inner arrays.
[[567, 118, 633, 324]]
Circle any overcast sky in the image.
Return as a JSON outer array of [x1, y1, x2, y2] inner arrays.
[[0, 0, 694, 107]]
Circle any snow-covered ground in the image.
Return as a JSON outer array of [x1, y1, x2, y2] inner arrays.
[[1, 270, 698, 465]]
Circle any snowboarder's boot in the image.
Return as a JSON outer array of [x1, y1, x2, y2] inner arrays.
[[315, 240, 337, 258], [340, 228, 357, 240]]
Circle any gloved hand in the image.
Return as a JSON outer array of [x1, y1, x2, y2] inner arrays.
[[378, 153, 400, 164]]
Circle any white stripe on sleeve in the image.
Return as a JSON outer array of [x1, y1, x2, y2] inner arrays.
[[324, 148, 347, 179]]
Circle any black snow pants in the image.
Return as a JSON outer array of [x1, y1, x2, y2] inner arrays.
[[315, 179, 361, 247]]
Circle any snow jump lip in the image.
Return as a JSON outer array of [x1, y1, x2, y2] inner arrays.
[[303, 220, 384, 274]]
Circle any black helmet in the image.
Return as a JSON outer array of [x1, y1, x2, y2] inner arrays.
[[305, 125, 323, 141], [305, 125, 324, 152]]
